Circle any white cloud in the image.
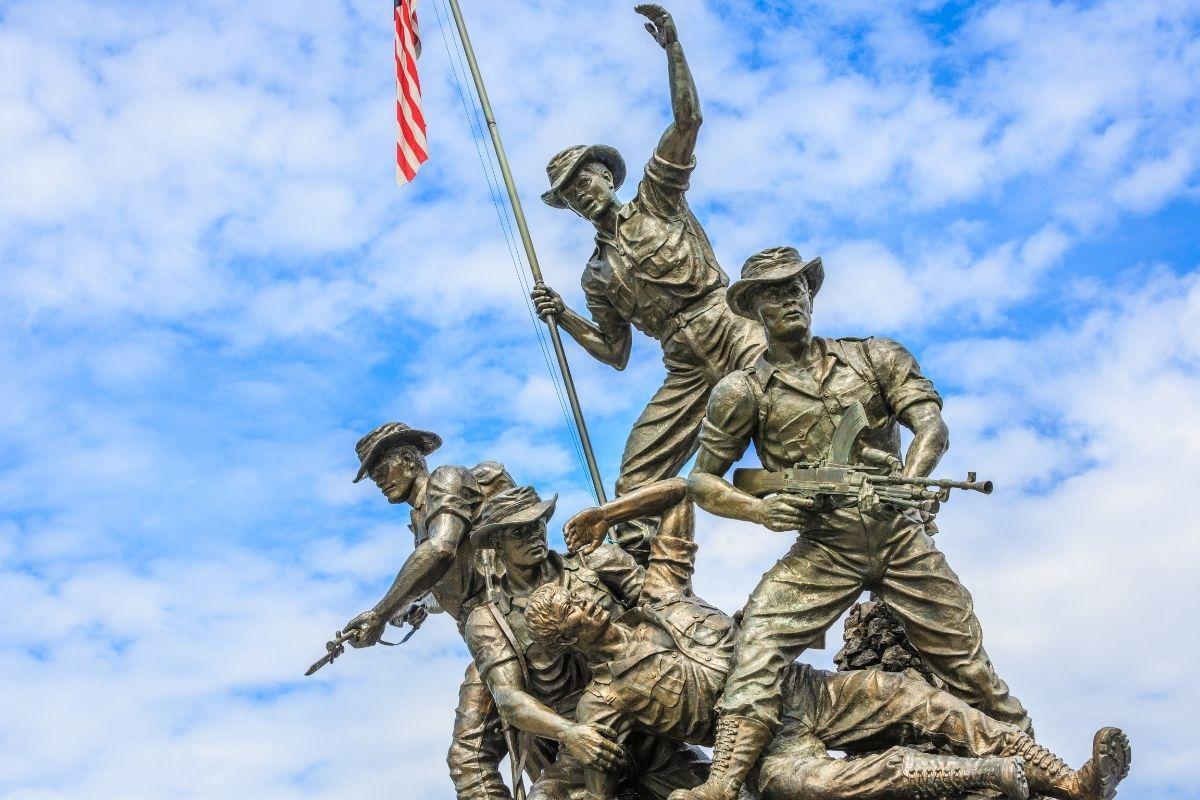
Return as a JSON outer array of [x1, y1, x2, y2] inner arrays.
[[1, 0, 1198, 797]]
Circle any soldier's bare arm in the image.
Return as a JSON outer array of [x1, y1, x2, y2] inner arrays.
[[484, 660, 628, 772], [897, 400, 950, 479], [689, 453, 812, 531], [637, 4, 702, 166], [531, 282, 633, 369], [564, 477, 688, 555], [688, 374, 815, 530], [343, 513, 465, 647]]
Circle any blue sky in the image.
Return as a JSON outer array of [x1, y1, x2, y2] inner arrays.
[[1, 0, 1198, 797]]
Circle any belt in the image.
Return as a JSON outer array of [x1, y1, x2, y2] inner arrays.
[[657, 289, 727, 343]]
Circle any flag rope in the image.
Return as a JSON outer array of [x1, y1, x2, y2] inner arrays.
[[430, 0, 596, 498]]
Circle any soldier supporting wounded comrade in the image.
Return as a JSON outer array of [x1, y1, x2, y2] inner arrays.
[[676, 246, 1035, 800], [525, 479, 1131, 800], [462, 484, 710, 799]]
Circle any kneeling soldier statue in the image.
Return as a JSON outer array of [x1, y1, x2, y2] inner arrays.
[[680, 247, 1034, 800]]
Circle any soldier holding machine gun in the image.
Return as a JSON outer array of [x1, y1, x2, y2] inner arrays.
[[673, 246, 1033, 800]]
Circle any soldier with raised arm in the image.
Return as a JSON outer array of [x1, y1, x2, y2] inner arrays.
[[676, 247, 1033, 800], [526, 481, 1130, 800], [531, 4, 765, 562]]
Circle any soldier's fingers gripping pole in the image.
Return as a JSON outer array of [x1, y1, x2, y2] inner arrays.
[[445, 0, 607, 504]]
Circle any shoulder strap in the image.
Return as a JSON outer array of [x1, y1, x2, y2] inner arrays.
[[484, 600, 530, 800]]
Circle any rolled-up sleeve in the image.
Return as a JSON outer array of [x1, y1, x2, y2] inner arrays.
[[464, 607, 517, 682], [866, 338, 942, 417], [634, 153, 696, 219], [696, 370, 759, 465]]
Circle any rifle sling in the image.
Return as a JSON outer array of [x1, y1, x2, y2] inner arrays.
[[485, 599, 530, 799]]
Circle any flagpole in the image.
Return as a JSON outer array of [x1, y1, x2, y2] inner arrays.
[[444, 0, 608, 504]]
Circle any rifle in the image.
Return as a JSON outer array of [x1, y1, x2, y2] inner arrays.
[[733, 402, 993, 513], [304, 595, 437, 676]]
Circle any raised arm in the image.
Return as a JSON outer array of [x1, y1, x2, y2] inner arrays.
[[638, 4, 702, 165], [564, 477, 689, 555]]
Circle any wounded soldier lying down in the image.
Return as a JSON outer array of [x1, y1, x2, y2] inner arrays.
[[524, 478, 1131, 800]]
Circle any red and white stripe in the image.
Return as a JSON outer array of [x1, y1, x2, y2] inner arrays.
[[395, 0, 427, 184]]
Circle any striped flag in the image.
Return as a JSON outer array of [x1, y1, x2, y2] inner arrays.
[[395, 0, 427, 184]]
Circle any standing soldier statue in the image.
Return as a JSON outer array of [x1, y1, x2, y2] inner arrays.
[[677, 247, 1034, 800], [332, 422, 521, 800], [532, 4, 764, 562]]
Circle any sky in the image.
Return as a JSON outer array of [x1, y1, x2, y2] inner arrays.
[[0, 0, 1198, 797]]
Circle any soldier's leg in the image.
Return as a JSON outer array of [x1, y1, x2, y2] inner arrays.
[[447, 662, 514, 800], [758, 746, 1028, 800], [672, 541, 865, 800], [527, 752, 588, 800], [874, 523, 1033, 733], [627, 734, 709, 799], [809, 667, 1018, 757], [613, 366, 711, 563]]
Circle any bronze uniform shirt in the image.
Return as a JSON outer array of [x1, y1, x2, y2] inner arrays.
[[582, 153, 727, 350], [582, 534, 736, 745], [698, 336, 942, 471]]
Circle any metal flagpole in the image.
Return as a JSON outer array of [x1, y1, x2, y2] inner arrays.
[[444, 0, 608, 503]]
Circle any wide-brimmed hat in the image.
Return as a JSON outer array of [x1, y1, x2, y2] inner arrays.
[[540, 144, 626, 209], [471, 485, 558, 547], [726, 246, 825, 320], [353, 422, 442, 483]]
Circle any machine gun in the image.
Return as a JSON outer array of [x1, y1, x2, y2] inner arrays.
[[304, 595, 438, 676], [732, 402, 992, 513]]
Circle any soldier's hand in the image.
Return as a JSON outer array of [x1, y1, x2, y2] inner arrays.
[[755, 495, 815, 532], [635, 4, 677, 48], [564, 507, 610, 555], [342, 609, 386, 648], [561, 723, 627, 771], [531, 282, 565, 321]]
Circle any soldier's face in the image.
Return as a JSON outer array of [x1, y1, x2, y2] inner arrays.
[[560, 592, 611, 655], [562, 163, 616, 223], [496, 520, 549, 568], [369, 448, 421, 504], [752, 275, 812, 342]]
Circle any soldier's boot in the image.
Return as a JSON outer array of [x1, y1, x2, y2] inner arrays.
[[667, 716, 771, 800], [1003, 727, 1131, 799], [899, 752, 1029, 799]]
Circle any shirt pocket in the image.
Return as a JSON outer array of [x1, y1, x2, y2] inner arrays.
[[625, 664, 684, 709]]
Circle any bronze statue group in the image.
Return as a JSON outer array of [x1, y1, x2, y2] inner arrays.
[[318, 6, 1132, 799]]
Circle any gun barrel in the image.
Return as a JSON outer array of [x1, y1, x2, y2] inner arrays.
[[869, 475, 992, 494]]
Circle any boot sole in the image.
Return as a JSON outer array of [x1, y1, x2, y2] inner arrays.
[[1091, 727, 1132, 799]]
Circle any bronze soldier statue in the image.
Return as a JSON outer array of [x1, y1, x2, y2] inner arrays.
[[463, 485, 710, 799], [333, 423, 520, 800], [677, 247, 1033, 800], [532, 4, 765, 562], [527, 481, 1131, 800]]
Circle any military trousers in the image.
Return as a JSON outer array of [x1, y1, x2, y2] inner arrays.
[[717, 507, 1031, 734], [449, 662, 555, 800], [757, 665, 1022, 799], [614, 301, 764, 562]]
